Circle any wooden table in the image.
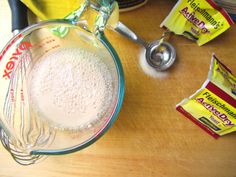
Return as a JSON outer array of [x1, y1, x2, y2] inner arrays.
[[1, 0, 236, 176]]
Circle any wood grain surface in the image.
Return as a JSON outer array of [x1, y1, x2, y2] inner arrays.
[[1, 0, 236, 177]]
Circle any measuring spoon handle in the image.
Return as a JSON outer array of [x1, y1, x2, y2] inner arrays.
[[115, 22, 148, 48]]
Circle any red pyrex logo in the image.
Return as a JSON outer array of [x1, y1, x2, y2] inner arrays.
[[2, 41, 32, 79]]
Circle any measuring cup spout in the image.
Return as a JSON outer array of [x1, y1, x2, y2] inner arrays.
[[115, 22, 149, 48]]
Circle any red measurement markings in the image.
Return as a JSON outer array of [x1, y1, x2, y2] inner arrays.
[[20, 89, 24, 102], [44, 44, 60, 53], [10, 89, 15, 102], [0, 34, 23, 62]]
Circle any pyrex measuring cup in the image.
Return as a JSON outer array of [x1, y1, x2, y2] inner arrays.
[[0, 0, 124, 165]]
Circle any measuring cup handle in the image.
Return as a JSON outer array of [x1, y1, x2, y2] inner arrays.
[[8, 0, 28, 33]]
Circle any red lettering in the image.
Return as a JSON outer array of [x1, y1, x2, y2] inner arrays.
[[196, 98, 204, 103], [219, 114, 227, 121], [2, 39, 33, 80], [201, 28, 210, 34], [180, 6, 210, 33], [0, 33, 23, 62], [214, 110, 220, 116], [2, 69, 11, 79], [19, 41, 32, 50], [198, 21, 206, 28], [196, 97, 234, 126], [225, 121, 234, 126], [13, 48, 22, 56], [6, 61, 15, 70], [10, 56, 18, 61], [180, 7, 188, 14]]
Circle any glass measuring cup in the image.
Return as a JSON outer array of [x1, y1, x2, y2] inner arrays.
[[0, 1, 124, 165]]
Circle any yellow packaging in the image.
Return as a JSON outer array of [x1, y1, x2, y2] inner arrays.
[[21, 0, 85, 20], [176, 55, 236, 138], [160, 0, 234, 46]]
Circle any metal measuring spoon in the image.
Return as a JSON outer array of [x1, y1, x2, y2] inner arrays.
[[115, 22, 176, 71]]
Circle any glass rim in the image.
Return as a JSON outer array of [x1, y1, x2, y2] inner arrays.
[[0, 19, 125, 156]]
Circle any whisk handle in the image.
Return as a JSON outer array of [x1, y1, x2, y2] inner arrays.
[[8, 0, 28, 33]]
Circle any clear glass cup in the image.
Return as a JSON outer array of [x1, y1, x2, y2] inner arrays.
[[0, 3, 124, 165]]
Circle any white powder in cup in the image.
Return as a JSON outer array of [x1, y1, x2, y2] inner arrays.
[[29, 48, 114, 130]]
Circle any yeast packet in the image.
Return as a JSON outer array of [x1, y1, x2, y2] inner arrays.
[[161, 0, 234, 46], [177, 55, 236, 138]]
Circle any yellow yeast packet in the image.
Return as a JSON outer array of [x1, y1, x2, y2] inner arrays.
[[176, 55, 236, 138], [160, 0, 234, 46]]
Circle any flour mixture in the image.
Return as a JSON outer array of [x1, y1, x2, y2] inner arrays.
[[29, 48, 114, 130]]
